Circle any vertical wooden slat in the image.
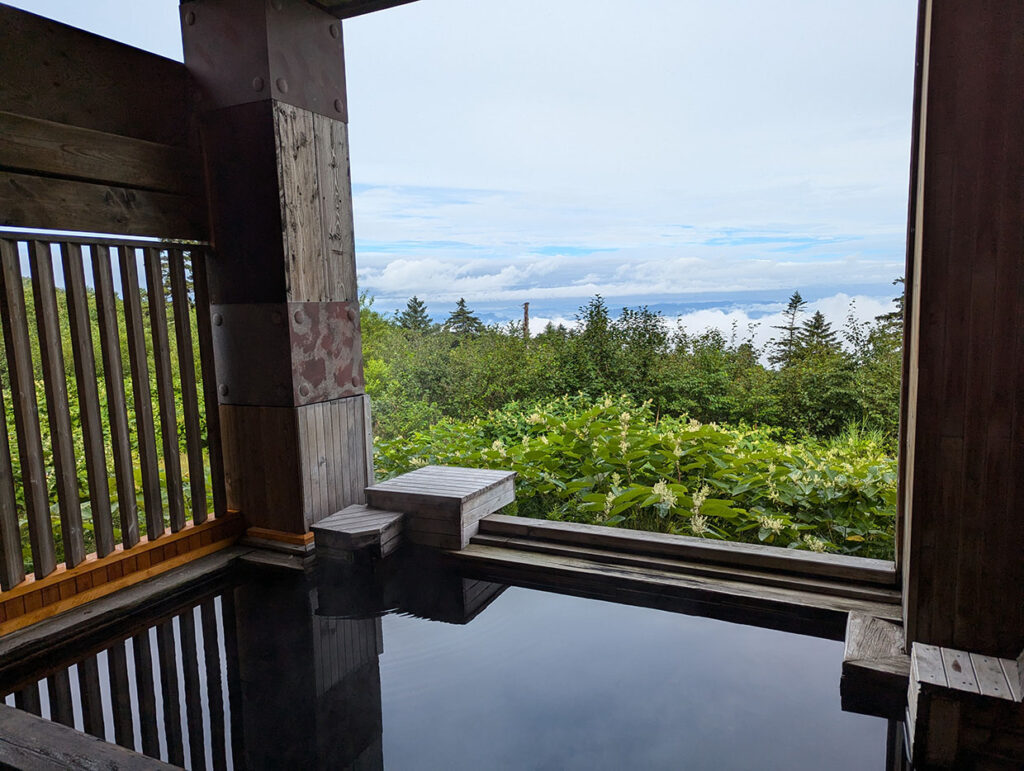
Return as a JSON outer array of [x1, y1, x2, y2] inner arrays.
[[143, 248, 185, 532], [363, 394, 375, 487], [192, 250, 227, 518], [0, 384, 25, 589], [156, 620, 185, 767], [76, 654, 106, 739], [169, 249, 207, 524], [28, 241, 86, 567], [61, 243, 115, 557], [106, 639, 135, 749], [200, 599, 227, 771], [178, 609, 206, 770], [46, 666, 74, 727], [13, 682, 41, 717], [119, 246, 162, 539], [92, 245, 140, 549], [132, 630, 160, 758], [219, 593, 246, 767], [0, 239, 56, 577]]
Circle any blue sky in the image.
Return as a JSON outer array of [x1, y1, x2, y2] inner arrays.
[[8, 0, 918, 337]]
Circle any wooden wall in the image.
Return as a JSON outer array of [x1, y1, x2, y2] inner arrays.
[[0, 6, 206, 239], [902, 0, 1024, 658]]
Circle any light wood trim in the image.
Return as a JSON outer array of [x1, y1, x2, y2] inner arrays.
[[245, 527, 315, 546], [0, 514, 242, 636]]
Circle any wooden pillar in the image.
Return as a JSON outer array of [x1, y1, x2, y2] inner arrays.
[[181, 0, 373, 538], [902, 0, 1024, 657]]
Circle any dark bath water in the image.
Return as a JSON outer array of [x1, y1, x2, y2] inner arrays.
[[1, 554, 892, 770]]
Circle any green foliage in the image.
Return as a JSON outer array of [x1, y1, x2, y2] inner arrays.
[[396, 295, 433, 332], [376, 394, 896, 559]]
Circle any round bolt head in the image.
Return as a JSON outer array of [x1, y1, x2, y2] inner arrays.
[[275, 78, 289, 94], [334, 98, 344, 114], [298, 384, 311, 398], [293, 310, 305, 325], [184, 10, 196, 25], [329, 23, 340, 39], [346, 307, 357, 322], [351, 375, 360, 387], [218, 384, 229, 397], [252, 76, 265, 92], [212, 313, 223, 326]]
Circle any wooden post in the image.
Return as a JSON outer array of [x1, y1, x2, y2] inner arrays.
[[902, 0, 1024, 658], [181, 0, 373, 538]]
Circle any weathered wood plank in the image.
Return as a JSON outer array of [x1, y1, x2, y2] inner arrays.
[[131, 630, 160, 757], [169, 249, 207, 525], [0, 239, 56, 577], [143, 247, 185, 532], [0, 111, 202, 196], [914, 643, 949, 688], [120, 246, 163, 539], [841, 613, 909, 719], [941, 647, 980, 694], [61, 243, 115, 557], [13, 682, 41, 716], [0, 703, 175, 769], [0, 172, 206, 240], [28, 240, 86, 567], [313, 113, 358, 302], [91, 245, 140, 548], [191, 251, 227, 519], [970, 653, 1013, 700], [313, 505, 403, 557], [1002, 657, 1023, 703], [0, 384, 25, 590], [480, 514, 896, 586]]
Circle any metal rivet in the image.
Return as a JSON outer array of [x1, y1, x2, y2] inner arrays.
[[184, 10, 196, 25], [329, 23, 340, 39], [218, 384, 229, 397], [271, 311, 282, 325], [333, 98, 344, 114], [276, 78, 289, 94], [298, 384, 311, 398], [212, 313, 223, 326], [252, 76, 265, 92], [293, 310, 305, 325]]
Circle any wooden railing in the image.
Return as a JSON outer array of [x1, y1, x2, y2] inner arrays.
[[0, 232, 235, 632]]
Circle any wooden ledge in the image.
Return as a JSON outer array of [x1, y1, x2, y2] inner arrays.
[[0, 514, 242, 636], [479, 514, 896, 586]]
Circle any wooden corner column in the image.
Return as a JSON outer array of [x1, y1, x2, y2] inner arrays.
[[901, 0, 1024, 658], [181, 0, 373, 536]]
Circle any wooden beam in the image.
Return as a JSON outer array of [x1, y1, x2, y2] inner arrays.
[[0, 111, 202, 196], [902, 0, 1024, 657], [305, 0, 419, 20], [0, 5, 195, 147], [0, 171, 207, 240]]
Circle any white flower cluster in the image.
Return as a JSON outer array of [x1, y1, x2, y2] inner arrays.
[[652, 480, 677, 508]]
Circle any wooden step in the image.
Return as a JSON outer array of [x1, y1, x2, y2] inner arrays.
[[312, 504, 404, 559], [365, 466, 515, 550]]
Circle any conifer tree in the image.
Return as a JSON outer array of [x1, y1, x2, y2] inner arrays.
[[443, 298, 484, 336], [397, 295, 433, 332], [768, 291, 807, 367], [796, 310, 841, 355]]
